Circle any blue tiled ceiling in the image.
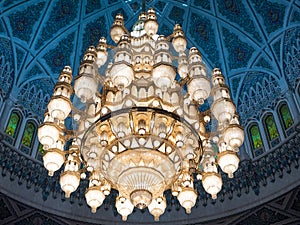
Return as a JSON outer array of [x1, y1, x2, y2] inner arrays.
[[0, 0, 299, 117]]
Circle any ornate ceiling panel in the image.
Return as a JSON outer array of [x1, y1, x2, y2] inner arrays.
[[0, 0, 299, 114]]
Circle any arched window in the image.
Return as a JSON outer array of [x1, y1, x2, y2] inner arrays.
[[249, 124, 264, 157], [265, 115, 279, 140], [264, 114, 280, 147], [36, 143, 44, 161], [279, 104, 293, 130], [21, 121, 36, 147], [5, 111, 21, 138]]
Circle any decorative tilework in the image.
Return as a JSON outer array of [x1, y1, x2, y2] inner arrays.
[[15, 48, 25, 71], [0, 20, 5, 34], [154, 1, 166, 13], [112, 8, 128, 22], [159, 24, 172, 36], [254, 56, 273, 70], [169, 6, 185, 25], [217, 0, 262, 42], [237, 207, 289, 225], [272, 38, 282, 62], [17, 79, 53, 118], [23, 65, 43, 82], [251, 0, 285, 35], [3, 0, 19, 7], [193, 0, 210, 10], [85, 0, 102, 15], [222, 27, 255, 70], [283, 27, 300, 87], [43, 33, 75, 74], [82, 16, 107, 57], [291, 9, 300, 24], [31, 79, 55, 97], [189, 13, 220, 67], [237, 72, 281, 124], [130, 2, 140, 13], [108, 0, 120, 4], [8, 2, 45, 43], [0, 38, 14, 98], [230, 76, 242, 97], [35, 0, 79, 50], [15, 212, 68, 225]]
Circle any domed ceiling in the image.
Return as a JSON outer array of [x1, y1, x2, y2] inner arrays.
[[0, 0, 299, 224], [0, 0, 299, 121]]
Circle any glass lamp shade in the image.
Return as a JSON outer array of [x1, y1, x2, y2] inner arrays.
[[110, 64, 134, 90], [152, 65, 176, 91], [218, 151, 239, 178], [43, 149, 64, 176], [172, 37, 187, 53], [177, 187, 197, 214], [60, 171, 80, 198], [144, 20, 158, 36], [115, 197, 134, 221], [202, 172, 222, 199], [223, 124, 244, 149], [178, 63, 188, 79], [110, 26, 126, 43], [211, 98, 236, 124], [96, 51, 108, 67], [47, 96, 71, 121], [188, 77, 211, 104], [38, 122, 60, 149], [74, 76, 98, 103], [85, 186, 106, 213], [148, 197, 167, 221]]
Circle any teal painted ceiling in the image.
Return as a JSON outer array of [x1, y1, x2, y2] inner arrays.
[[0, 0, 299, 121]]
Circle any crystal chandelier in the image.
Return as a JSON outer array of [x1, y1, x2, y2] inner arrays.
[[38, 8, 244, 221]]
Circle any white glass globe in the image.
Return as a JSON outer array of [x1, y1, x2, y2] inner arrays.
[[202, 172, 222, 199], [85, 186, 106, 213], [38, 123, 60, 149], [218, 151, 240, 178], [148, 197, 167, 221], [60, 171, 80, 198], [177, 188, 197, 214], [43, 149, 64, 176]]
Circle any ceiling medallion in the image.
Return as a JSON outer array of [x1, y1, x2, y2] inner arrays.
[[38, 8, 244, 221]]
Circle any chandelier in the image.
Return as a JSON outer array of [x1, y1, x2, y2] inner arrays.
[[38, 8, 244, 221]]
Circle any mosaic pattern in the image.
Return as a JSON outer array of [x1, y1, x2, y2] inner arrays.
[[169, 6, 185, 25], [283, 27, 300, 88], [5, 112, 20, 138], [237, 72, 281, 124], [217, 0, 262, 42], [21, 122, 36, 147], [189, 13, 220, 68], [193, 0, 210, 10], [280, 104, 293, 129], [43, 33, 75, 74], [85, 0, 102, 15], [8, 2, 45, 43], [222, 27, 255, 70], [265, 115, 279, 141], [251, 0, 285, 35], [35, 0, 80, 49], [250, 125, 263, 149]]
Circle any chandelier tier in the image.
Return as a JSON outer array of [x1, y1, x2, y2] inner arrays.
[[38, 8, 244, 221]]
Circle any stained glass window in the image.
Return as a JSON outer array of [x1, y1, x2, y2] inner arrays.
[[280, 104, 293, 129], [265, 115, 279, 140], [250, 125, 263, 149], [21, 121, 36, 147], [5, 112, 20, 138]]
